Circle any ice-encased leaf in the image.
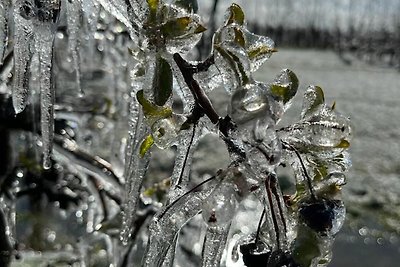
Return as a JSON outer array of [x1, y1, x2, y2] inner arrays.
[[224, 3, 245, 26], [292, 224, 327, 267], [153, 56, 173, 106], [216, 4, 275, 75], [245, 31, 275, 72], [244, 119, 282, 173], [213, 25, 252, 88], [161, 16, 205, 38], [229, 82, 276, 125], [281, 106, 352, 154], [151, 115, 184, 149], [269, 69, 299, 109], [301, 85, 325, 119], [136, 90, 172, 120], [162, 8, 205, 54], [139, 134, 154, 157]]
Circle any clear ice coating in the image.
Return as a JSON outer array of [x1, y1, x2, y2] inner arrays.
[[37, 37, 56, 169], [12, 2, 34, 114], [120, 106, 150, 245], [66, 0, 83, 96], [33, 0, 61, 169], [201, 224, 231, 267], [143, 185, 216, 266], [0, 1, 353, 266], [0, 0, 10, 66], [201, 183, 238, 226], [95, 0, 138, 38]]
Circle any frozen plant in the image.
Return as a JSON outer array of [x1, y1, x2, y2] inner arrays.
[[0, 0, 352, 266]]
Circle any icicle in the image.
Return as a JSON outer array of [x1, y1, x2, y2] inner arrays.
[[0, 0, 10, 66], [12, 4, 34, 114], [201, 224, 231, 267], [142, 182, 216, 266], [38, 37, 55, 169], [66, 0, 84, 96], [81, 0, 100, 71], [82, 0, 99, 31], [31, 0, 61, 169]]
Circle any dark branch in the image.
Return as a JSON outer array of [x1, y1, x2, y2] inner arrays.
[[281, 141, 316, 200]]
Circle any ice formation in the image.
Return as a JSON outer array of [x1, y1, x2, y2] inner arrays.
[[0, 1, 352, 266]]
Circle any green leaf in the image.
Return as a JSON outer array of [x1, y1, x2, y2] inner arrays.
[[136, 90, 173, 118], [226, 4, 245, 25], [143, 187, 156, 197], [139, 134, 154, 157], [174, 0, 198, 13], [215, 46, 250, 85], [234, 27, 245, 47], [270, 69, 299, 104], [302, 85, 325, 118], [161, 17, 192, 37], [153, 56, 173, 106], [248, 46, 277, 60], [147, 0, 160, 22], [147, 0, 159, 12], [335, 139, 350, 149], [292, 224, 321, 267], [313, 164, 328, 182], [194, 24, 207, 34]]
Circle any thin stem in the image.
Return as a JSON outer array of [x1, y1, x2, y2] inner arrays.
[[281, 141, 316, 200], [265, 178, 281, 249], [255, 209, 266, 245], [177, 123, 197, 186], [269, 175, 287, 234], [160, 174, 217, 218]]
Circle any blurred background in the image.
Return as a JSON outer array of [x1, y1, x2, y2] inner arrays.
[[1, 0, 399, 266], [198, 0, 400, 266]]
